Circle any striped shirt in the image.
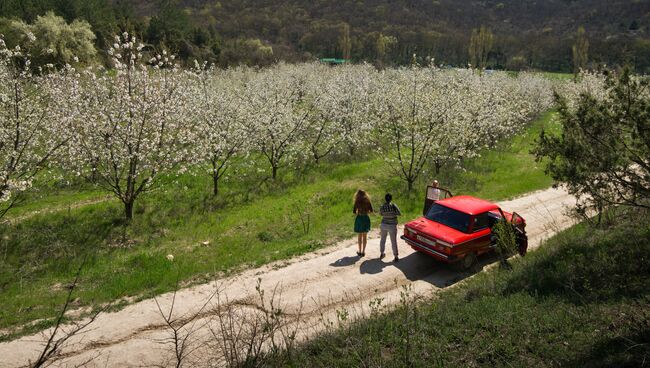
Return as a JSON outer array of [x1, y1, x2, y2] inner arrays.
[[379, 202, 402, 225]]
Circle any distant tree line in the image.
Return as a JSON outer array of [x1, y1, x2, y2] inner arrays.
[[0, 0, 649, 72]]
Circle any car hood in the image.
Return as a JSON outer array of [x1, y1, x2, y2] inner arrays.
[[405, 217, 476, 245]]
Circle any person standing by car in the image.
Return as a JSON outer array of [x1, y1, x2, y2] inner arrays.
[[353, 190, 373, 257], [427, 179, 441, 200], [379, 193, 402, 262]]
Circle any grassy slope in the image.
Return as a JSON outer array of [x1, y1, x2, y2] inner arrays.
[[0, 111, 558, 339], [3, 182, 107, 221], [267, 210, 650, 367]]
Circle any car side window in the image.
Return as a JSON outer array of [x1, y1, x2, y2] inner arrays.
[[488, 212, 501, 229], [473, 213, 490, 232]]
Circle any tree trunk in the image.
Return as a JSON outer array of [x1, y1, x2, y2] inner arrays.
[[272, 166, 278, 180], [124, 200, 134, 221], [435, 161, 442, 175], [407, 178, 414, 192], [212, 173, 219, 196], [90, 159, 99, 183]]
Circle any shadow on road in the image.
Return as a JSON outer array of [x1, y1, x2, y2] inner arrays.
[[329, 255, 361, 267], [356, 251, 503, 289]]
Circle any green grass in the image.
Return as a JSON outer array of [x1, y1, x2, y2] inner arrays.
[[5, 188, 107, 220], [505, 71, 573, 81], [265, 208, 650, 367], [0, 111, 559, 340], [540, 71, 574, 81]]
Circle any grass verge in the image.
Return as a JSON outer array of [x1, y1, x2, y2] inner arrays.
[[0, 111, 558, 340], [265, 208, 650, 367]]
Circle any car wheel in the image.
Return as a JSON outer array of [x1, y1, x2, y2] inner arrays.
[[458, 252, 477, 271]]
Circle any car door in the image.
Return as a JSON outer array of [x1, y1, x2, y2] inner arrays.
[[510, 212, 528, 256], [511, 212, 525, 231], [470, 212, 492, 254]]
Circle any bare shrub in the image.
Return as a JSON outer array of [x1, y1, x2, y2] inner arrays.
[[27, 262, 104, 368], [152, 280, 217, 368], [206, 278, 304, 367]]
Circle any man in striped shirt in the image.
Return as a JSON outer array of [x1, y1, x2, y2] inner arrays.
[[379, 193, 402, 262]]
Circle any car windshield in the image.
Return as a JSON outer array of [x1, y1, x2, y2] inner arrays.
[[425, 204, 471, 233]]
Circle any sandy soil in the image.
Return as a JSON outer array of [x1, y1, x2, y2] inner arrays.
[[0, 187, 576, 368]]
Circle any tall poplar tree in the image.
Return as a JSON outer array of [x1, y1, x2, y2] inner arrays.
[[572, 26, 589, 79], [468, 26, 494, 70]]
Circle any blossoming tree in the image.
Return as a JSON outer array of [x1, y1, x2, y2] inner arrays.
[[316, 64, 377, 159], [244, 64, 312, 179], [67, 34, 194, 220], [190, 64, 250, 196], [298, 63, 343, 164], [0, 37, 73, 219], [373, 66, 457, 191], [373, 65, 553, 190]]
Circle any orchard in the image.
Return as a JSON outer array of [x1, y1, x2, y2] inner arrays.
[[0, 33, 593, 221]]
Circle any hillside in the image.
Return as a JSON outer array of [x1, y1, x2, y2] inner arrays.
[[174, 0, 650, 71], [1, 0, 650, 71]]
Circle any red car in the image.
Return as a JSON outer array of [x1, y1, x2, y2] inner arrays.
[[401, 187, 528, 270]]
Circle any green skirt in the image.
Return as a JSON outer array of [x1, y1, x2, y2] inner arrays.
[[354, 214, 371, 233]]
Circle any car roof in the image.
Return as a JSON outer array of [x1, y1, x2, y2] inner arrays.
[[436, 195, 500, 215]]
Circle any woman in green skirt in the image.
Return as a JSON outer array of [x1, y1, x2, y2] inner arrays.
[[353, 190, 374, 256]]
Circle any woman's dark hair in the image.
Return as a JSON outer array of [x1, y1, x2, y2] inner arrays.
[[354, 190, 372, 212], [385, 193, 392, 203]]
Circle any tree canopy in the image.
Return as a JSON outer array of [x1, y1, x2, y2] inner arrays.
[[0, 0, 649, 71], [534, 69, 650, 217]]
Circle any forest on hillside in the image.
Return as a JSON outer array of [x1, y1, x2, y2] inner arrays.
[[1, 0, 649, 72]]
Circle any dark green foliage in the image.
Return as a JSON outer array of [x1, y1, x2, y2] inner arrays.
[[534, 69, 650, 215], [145, 0, 190, 50], [219, 38, 275, 67], [492, 218, 517, 264], [2, 0, 650, 71], [264, 208, 650, 367], [197, 0, 650, 71]]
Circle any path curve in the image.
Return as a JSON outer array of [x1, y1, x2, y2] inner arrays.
[[0, 187, 576, 368]]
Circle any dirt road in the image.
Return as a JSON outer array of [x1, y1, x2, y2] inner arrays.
[[0, 187, 576, 368]]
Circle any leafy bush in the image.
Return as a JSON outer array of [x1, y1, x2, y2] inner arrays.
[[492, 218, 517, 265], [535, 69, 650, 218]]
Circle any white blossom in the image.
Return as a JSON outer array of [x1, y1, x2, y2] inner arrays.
[[243, 63, 314, 178], [186, 64, 251, 195], [0, 36, 75, 217], [64, 38, 194, 219]]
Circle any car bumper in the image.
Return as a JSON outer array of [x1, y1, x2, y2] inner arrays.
[[400, 235, 457, 263]]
